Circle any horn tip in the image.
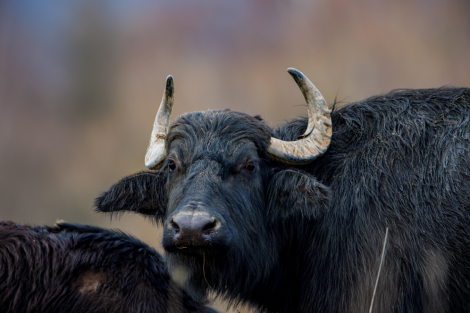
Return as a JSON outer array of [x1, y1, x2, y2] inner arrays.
[[287, 68, 306, 82], [166, 75, 174, 86], [165, 75, 174, 97], [287, 67, 301, 75]]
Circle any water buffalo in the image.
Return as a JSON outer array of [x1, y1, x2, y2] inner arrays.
[[0, 221, 217, 313], [95, 68, 470, 313]]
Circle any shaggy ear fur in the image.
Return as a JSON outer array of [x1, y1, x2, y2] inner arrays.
[[94, 171, 167, 222], [266, 169, 331, 222]]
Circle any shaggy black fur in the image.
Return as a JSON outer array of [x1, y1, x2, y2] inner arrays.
[[0, 221, 217, 313], [95, 87, 470, 313]]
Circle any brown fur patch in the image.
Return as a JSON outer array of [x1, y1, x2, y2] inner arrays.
[[76, 270, 105, 294]]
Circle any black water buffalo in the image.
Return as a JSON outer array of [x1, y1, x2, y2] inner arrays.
[[0, 221, 217, 313], [95, 68, 470, 313]]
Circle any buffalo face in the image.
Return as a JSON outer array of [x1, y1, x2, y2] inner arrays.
[[158, 110, 280, 298]]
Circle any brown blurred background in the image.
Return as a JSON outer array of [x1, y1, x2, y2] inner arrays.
[[1, 0, 469, 311]]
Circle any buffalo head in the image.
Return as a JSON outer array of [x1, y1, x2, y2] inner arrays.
[[94, 68, 332, 303]]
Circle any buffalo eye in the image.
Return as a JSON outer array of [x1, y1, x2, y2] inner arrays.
[[168, 160, 177, 172], [245, 161, 257, 172]]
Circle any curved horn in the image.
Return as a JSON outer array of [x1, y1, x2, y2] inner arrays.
[[267, 68, 332, 163], [145, 75, 174, 169]]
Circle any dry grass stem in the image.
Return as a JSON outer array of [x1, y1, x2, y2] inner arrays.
[[369, 227, 389, 313], [203, 252, 212, 288]]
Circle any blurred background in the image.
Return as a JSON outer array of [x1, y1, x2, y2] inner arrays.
[[1, 0, 469, 311]]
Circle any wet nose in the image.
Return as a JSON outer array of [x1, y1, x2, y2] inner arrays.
[[169, 213, 218, 246]]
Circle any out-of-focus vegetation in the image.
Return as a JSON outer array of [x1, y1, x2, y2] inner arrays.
[[0, 0, 469, 311]]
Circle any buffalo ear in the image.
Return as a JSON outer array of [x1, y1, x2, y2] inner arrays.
[[94, 171, 167, 223], [266, 169, 331, 221]]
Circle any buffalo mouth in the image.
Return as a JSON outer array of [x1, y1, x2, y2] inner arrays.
[[162, 230, 229, 256], [163, 243, 227, 256]]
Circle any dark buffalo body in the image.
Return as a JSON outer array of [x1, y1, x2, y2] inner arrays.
[[95, 87, 470, 312], [0, 221, 217, 313]]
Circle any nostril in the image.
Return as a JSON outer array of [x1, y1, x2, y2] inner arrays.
[[170, 213, 220, 245], [170, 220, 180, 233], [202, 220, 217, 235]]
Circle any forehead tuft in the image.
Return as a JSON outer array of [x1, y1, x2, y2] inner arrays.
[[167, 110, 271, 158]]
